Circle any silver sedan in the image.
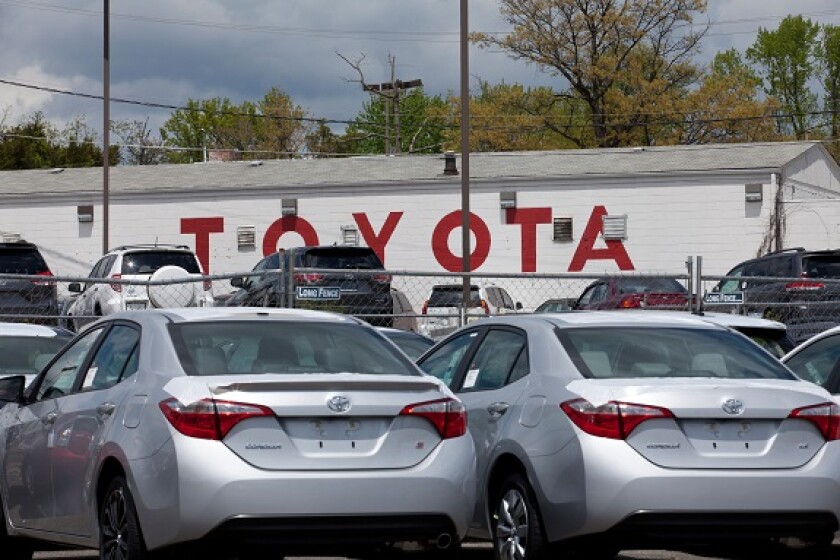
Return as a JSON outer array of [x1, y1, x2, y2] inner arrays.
[[0, 307, 476, 559], [416, 311, 840, 560]]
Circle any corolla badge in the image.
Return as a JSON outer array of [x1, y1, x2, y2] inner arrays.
[[327, 395, 351, 413], [722, 398, 744, 415]]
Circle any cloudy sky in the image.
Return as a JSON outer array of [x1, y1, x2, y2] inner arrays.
[[0, 0, 839, 147]]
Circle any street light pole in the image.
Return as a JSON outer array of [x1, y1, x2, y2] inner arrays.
[[102, 0, 110, 254], [460, 0, 471, 317]]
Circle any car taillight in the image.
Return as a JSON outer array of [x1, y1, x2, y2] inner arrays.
[[400, 398, 466, 439], [33, 270, 54, 286], [480, 299, 490, 315], [785, 280, 824, 291], [159, 398, 275, 440], [561, 398, 673, 440], [619, 295, 643, 308], [788, 402, 840, 441], [372, 273, 391, 284], [421, 300, 429, 314], [293, 273, 325, 284], [110, 273, 122, 292]]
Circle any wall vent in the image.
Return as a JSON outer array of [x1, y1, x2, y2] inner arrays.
[[602, 214, 628, 240], [236, 226, 256, 249], [553, 217, 573, 242]]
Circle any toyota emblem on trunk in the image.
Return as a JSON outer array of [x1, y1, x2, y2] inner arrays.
[[722, 399, 744, 415], [327, 396, 351, 413]]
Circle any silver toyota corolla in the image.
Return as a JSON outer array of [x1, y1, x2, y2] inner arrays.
[[416, 311, 840, 560], [0, 307, 475, 560]]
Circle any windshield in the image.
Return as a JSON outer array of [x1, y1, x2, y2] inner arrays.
[[0, 336, 71, 375], [169, 321, 418, 376], [122, 251, 201, 274], [556, 327, 795, 380], [615, 278, 686, 294]]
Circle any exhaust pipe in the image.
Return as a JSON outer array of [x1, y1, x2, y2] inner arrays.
[[436, 533, 453, 549]]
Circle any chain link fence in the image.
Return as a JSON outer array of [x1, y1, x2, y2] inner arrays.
[[2, 265, 839, 344]]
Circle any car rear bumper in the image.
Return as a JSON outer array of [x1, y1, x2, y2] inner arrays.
[[533, 438, 840, 545], [132, 434, 476, 551]]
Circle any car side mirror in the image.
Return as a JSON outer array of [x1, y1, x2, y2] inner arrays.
[[68, 282, 82, 293], [515, 302, 523, 310], [230, 277, 244, 288], [0, 375, 25, 404]]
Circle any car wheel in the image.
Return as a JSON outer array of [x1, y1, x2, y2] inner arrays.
[[492, 473, 547, 560], [100, 476, 147, 560], [0, 495, 33, 560]]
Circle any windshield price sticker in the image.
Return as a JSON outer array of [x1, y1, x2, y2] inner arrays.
[[296, 286, 341, 300]]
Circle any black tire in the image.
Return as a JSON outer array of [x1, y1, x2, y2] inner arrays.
[[491, 473, 547, 560], [0, 495, 33, 560], [100, 475, 147, 560]]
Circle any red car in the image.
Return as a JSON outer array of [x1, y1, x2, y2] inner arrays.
[[574, 277, 690, 310]]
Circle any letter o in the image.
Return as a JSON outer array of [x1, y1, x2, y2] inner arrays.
[[432, 211, 491, 272], [262, 216, 319, 256]]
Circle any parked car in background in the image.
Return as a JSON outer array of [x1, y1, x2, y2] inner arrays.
[[419, 283, 521, 339], [0, 307, 475, 559], [226, 246, 394, 327], [390, 288, 419, 332], [66, 244, 212, 331], [417, 312, 840, 559], [782, 325, 840, 394], [0, 323, 71, 388], [574, 276, 690, 310], [534, 298, 577, 313], [709, 247, 840, 344], [377, 327, 435, 360], [0, 240, 58, 325]]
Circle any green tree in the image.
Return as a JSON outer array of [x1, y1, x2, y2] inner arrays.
[[747, 15, 820, 138], [472, 0, 707, 148], [818, 24, 840, 140], [0, 112, 112, 170], [344, 88, 448, 154]]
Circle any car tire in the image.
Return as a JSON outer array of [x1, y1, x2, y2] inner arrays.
[[100, 475, 148, 560], [0, 495, 33, 560], [491, 473, 547, 560]]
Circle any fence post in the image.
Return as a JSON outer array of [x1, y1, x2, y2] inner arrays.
[[286, 258, 295, 309], [695, 255, 703, 314], [686, 256, 694, 313]]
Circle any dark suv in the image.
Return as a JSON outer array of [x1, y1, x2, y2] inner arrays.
[[0, 240, 58, 324], [226, 246, 393, 326], [710, 248, 840, 343]]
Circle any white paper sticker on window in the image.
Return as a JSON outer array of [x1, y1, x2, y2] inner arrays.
[[463, 368, 480, 389]]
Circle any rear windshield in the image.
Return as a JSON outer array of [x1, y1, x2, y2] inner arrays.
[[428, 286, 481, 308], [556, 327, 795, 380], [801, 256, 840, 278], [0, 248, 49, 274], [169, 321, 418, 376], [0, 335, 71, 375], [300, 248, 383, 270], [122, 251, 201, 274], [615, 278, 686, 294]]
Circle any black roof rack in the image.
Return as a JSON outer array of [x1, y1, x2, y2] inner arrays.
[[760, 247, 805, 258], [109, 244, 191, 252]]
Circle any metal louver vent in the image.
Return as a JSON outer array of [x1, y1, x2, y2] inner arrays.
[[236, 226, 256, 249], [602, 214, 627, 240], [553, 217, 573, 242]]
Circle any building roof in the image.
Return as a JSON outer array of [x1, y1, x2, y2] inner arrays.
[[0, 141, 826, 199]]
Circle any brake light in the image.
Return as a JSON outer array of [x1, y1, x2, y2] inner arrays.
[[480, 299, 490, 315], [619, 295, 643, 308], [400, 398, 466, 439], [293, 273, 326, 284], [159, 398, 274, 440], [33, 270, 55, 286], [110, 273, 122, 293], [561, 398, 673, 440], [785, 280, 824, 291], [422, 300, 429, 315], [788, 402, 840, 441], [372, 273, 391, 284]]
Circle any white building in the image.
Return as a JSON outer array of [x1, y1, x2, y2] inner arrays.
[[2, 141, 839, 278]]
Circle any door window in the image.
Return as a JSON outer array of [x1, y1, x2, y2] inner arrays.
[[784, 335, 840, 389], [418, 331, 481, 387], [80, 325, 141, 391], [460, 329, 528, 392], [35, 328, 104, 401], [84, 259, 108, 291], [717, 265, 745, 293], [591, 283, 608, 302]]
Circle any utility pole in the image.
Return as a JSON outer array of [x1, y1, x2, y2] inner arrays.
[[362, 56, 422, 155]]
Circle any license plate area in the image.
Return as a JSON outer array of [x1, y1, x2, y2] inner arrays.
[[681, 419, 778, 453], [126, 302, 147, 310], [282, 417, 386, 455]]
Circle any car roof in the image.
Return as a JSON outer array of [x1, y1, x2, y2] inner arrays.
[[486, 310, 724, 329], [110, 306, 364, 324], [0, 323, 72, 337], [615, 310, 787, 331]]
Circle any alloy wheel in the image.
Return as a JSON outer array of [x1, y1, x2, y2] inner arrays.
[[495, 488, 529, 560], [101, 487, 129, 560]]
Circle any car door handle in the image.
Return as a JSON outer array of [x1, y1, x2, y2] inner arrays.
[[487, 402, 509, 420], [41, 412, 57, 426], [97, 403, 116, 418]]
